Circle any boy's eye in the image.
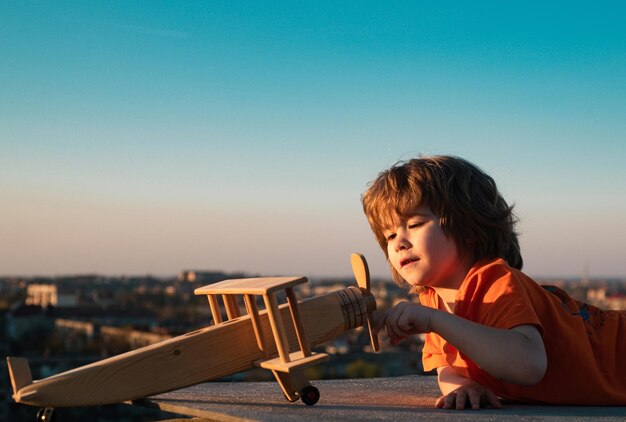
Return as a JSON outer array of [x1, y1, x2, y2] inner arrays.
[[385, 233, 396, 241], [409, 221, 425, 229]]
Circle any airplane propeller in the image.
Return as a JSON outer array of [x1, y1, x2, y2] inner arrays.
[[350, 253, 380, 352]]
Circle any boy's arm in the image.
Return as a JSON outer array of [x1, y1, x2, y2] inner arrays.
[[436, 365, 501, 410], [376, 302, 547, 386]]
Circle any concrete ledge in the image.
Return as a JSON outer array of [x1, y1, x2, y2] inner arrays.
[[135, 375, 626, 421]]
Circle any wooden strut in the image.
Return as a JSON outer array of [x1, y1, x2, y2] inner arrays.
[[263, 293, 291, 364], [207, 295, 223, 324], [285, 287, 311, 357], [243, 294, 268, 358], [222, 295, 240, 320]]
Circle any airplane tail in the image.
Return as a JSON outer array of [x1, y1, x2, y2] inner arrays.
[[6, 357, 33, 397]]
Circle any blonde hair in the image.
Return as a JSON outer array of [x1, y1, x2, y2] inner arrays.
[[361, 155, 522, 288]]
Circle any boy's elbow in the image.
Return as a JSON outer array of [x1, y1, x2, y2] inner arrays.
[[510, 352, 547, 386], [516, 360, 546, 386], [507, 325, 547, 386]]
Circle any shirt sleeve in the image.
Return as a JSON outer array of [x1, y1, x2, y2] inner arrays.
[[459, 264, 544, 335], [418, 289, 448, 371]]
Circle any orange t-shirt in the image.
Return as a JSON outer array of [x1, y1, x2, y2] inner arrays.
[[420, 258, 626, 405]]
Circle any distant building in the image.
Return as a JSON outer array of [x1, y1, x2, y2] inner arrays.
[[178, 270, 242, 284], [55, 318, 97, 339], [587, 287, 607, 305], [25, 284, 77, 308], [606, 293, 626, 310], [100, 325, 171, 349]]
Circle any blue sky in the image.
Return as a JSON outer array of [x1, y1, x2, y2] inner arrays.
[[1, 1, 625, 279]]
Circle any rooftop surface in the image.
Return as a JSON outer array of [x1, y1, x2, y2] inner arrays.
[[135, 375, 626, 421]]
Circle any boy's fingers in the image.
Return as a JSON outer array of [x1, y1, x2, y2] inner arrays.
[[455, 390, 468, 410], [485, 390, 502, 409], [387, 324, 406, 343], [443, 392, 456, 409], [397, 313, 416, 333], [467, 389, 481, 410], [437, 388, 500, 411]]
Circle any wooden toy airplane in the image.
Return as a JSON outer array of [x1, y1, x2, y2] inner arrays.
[[7, 253, 379, 414]]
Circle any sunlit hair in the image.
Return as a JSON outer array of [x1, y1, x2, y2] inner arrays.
[[361, 155, 522, 288]]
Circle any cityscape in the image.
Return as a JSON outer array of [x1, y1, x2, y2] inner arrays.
[[2, 1, 624, 420], [1, 270, 625, 420]]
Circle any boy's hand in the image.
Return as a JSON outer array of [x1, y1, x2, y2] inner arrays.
[[435, 380, 502, 410], [374, 301, 433, 345]]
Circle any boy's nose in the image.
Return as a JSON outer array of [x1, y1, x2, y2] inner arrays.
[[394, 232, 411, 251]]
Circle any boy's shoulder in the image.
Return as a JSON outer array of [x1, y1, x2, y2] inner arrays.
[[460, 257, 538, 299], [468, 257, 513, 279], [419, 258, 536, 307], [467, 257, 536, 284]]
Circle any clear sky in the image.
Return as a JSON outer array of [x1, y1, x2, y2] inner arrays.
[[1, 1, 625, 280]]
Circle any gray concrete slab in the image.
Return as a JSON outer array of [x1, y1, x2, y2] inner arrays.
[[135, 375, 626, 421]]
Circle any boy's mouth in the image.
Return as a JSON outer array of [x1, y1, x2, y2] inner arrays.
[[400, 257, 419, 267]]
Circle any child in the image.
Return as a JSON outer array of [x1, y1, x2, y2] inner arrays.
[[362, 155, 626, 409]]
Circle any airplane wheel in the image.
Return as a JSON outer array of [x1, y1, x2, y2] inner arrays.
[[36, 407, 56, 422], [300, 385, 320, 406]]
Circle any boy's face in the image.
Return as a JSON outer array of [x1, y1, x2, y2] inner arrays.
[[383, 205, 472, 290]]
